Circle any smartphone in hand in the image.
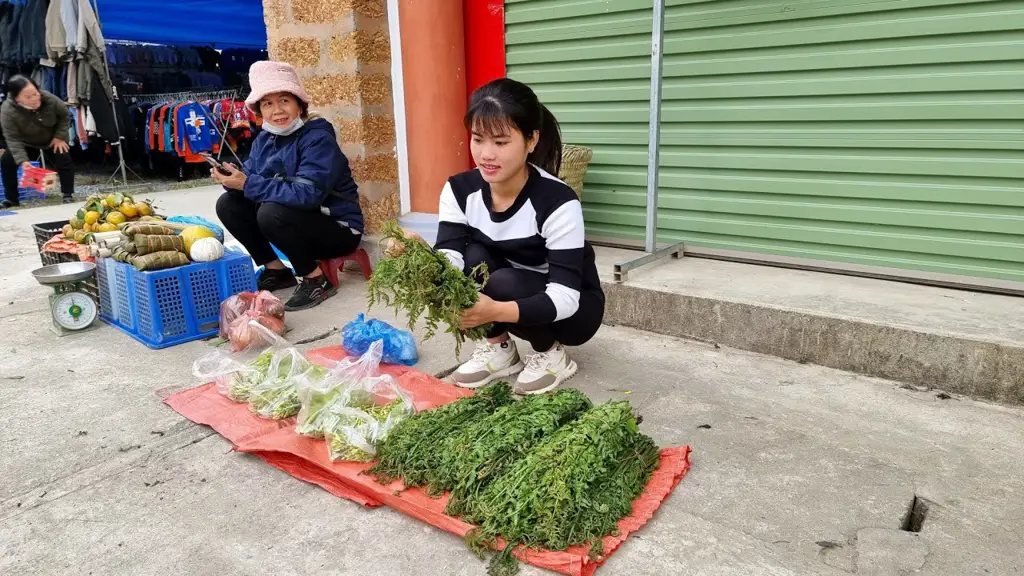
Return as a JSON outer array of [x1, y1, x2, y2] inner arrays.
[[199, 153, 232, 176]]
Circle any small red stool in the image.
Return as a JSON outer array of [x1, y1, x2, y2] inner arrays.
[[318, 248, 372, 287]]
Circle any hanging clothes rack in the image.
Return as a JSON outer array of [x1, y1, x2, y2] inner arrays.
[[125, 87, 249, 169], [123, 87, 241, 105]]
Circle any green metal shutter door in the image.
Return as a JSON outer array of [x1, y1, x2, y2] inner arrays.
[[657, 0, 1024, 287], [505, 0, 655, 242]]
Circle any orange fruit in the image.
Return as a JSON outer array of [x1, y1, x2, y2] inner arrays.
[[119, 202, 138, 218]]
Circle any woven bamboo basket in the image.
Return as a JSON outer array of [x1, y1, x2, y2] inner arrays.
[[558, 144, 593, 199]]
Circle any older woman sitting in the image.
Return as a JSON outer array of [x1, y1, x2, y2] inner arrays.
[[213, 61, 364, 311]]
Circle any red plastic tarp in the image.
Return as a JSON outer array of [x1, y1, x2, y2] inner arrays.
[[165, 346, 692, 576]]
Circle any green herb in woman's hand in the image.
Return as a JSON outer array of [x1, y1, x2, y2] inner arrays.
[[368, 220, 491, 357]]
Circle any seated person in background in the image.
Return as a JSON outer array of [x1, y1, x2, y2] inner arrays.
[[213, 61, 364, 312]]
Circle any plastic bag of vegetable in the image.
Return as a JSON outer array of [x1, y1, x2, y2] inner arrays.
[[323, 378, 415, 462], [248, 348, 328, 420], [342, 313, 418, 366], [192, 320, 289, 402], [295, 339, 386, 438], [321, 344, 416, 462]]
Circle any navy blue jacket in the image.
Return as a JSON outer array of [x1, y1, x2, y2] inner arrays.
[[240, 117, 364, 233]]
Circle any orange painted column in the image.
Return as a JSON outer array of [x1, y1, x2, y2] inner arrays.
[[400, 0, 469, 214]]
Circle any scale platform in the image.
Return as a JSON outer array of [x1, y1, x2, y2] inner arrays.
[[31, 262, 101, 336]]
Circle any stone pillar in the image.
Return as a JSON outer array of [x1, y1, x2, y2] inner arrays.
[[262, 0, 399, 234]]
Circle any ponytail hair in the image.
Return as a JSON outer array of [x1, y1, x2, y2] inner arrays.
[[464, 78, 563, 175]]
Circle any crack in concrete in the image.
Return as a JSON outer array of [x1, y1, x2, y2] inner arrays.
[[294, 327, 339, 345], [0, 425, 215, 522], [0, 306, 49, 320]]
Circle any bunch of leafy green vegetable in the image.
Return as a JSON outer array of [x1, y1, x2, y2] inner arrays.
[[226, 350, 274, 403], [368, 220, 490, 357], [465, 401, 661, 574], [324, 399, 407, 462], [248, 353, 327, 420], [431, 389, 592, 516], [296, 385, 344, 438], [368, 381, 515, 486]]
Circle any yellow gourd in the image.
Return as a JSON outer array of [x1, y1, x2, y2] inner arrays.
[[180, 225, 217, 253]]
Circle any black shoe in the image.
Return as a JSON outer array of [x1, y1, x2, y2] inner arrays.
[[257, 268, 298, 292], [0, 199, 17, 209], [62, 196, 75, 204], [283, 275, 337, 311]]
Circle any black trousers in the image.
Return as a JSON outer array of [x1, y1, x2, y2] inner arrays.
[[216, 192, 361, 277], [465, 243, 604, 352], [1, 147, 75, 203]]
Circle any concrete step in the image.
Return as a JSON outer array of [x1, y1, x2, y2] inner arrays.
[[595, 247, 1024, 405]]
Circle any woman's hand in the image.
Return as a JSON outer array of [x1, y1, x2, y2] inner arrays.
[[50, 138, 69, 154], [459, 294, 518, 329], [384, 228, 427, 258], [212, 162, 247, 191]]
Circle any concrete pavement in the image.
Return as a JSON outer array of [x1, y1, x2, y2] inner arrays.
[[2, 189, 1023, 575]]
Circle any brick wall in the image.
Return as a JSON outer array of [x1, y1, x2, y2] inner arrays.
[[262, 0, 399, 233]]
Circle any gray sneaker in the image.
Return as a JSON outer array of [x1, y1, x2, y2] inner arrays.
[[450, 340, 525, 389], [514, 344, 578, 395]]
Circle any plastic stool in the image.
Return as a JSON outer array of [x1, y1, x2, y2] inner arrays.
[[318, 248, 372, 287]]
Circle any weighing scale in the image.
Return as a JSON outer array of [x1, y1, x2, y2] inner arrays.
[[30, 262, 100, 336]]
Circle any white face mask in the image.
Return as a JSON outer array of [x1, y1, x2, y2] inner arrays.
[[263, 116, 305, 136]]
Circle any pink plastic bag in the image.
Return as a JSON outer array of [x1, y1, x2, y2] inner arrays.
[[220, 290, 287, 351]]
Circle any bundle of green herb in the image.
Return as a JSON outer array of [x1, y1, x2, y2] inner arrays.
[[368, 381, 515, 486], [324, 399, 407, 462], [432, 389, 592, 516], [295, 383, 343, 438], [466, 401, 660, 573], [368, 220, 490, 357], [225, 350, 273, 403], [248, 351, 327, 420]]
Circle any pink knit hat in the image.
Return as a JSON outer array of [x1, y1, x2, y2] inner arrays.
[[245, 61, 311, 115]]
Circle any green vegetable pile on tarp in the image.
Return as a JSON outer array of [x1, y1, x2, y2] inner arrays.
[[431, 389, 593, 513], [466, 401, 660, 574], [368, 220, 490, 357], [368, 381, 515, 487], [371, 386, 660, 576]]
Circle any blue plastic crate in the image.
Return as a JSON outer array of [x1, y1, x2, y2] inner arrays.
[[98, 248, 257, 349]]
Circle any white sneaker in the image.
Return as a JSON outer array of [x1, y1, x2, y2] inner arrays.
[[515, 344, 578, 395], [450, 340, 525, 389]]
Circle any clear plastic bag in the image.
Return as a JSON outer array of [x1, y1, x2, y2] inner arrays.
[[321, 342, 416, 462], [325, 407, 379, 462], [323, 374, 416, 462], [248, 348, 328, 420], [295, 340, 385, 439], [342, 313, 419, 366], [220, 290, 287, 351], [219, 292, 256, 339], [192, 320, 289, 403]]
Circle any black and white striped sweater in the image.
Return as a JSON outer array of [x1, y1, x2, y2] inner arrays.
[[434, 165, 602, 326]]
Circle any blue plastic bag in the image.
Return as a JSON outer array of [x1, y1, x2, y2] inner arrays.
[[342, 314, 418, 367]]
